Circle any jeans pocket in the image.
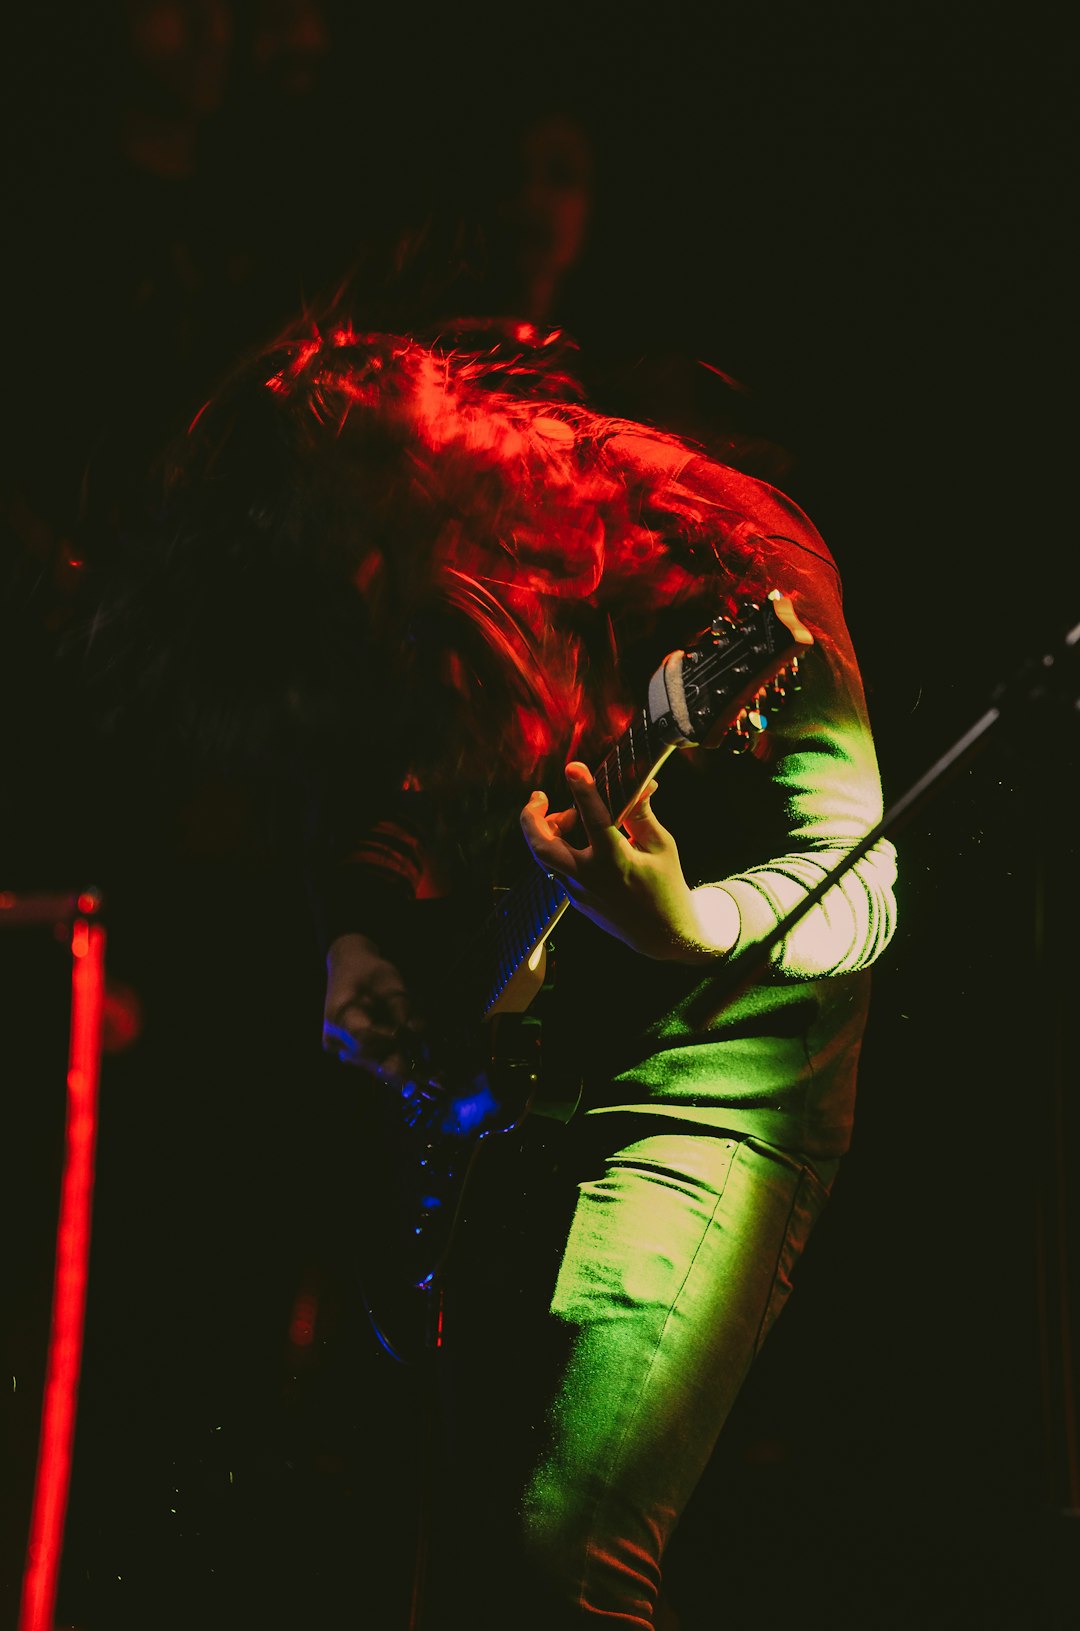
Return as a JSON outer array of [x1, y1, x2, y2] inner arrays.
[[749, 1153, 833, 1357]]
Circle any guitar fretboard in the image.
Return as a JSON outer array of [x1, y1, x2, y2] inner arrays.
[[593, 706, 669, 825], [480, 706, 671, 1014], [476, 594, 808, 1015]]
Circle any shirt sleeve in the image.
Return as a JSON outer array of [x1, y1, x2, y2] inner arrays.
[[680, 458, 898, 978]]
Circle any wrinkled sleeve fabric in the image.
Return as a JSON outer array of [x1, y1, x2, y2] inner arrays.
[[678, 457, 898, 980]]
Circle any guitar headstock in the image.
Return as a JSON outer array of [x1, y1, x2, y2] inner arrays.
[[646, 591, 814, 752]]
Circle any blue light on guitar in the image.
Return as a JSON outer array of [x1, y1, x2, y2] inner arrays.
[[440, 1076, 500, 1136]]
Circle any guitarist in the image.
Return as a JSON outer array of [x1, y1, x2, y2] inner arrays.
[[158, 317, 898, 1626]]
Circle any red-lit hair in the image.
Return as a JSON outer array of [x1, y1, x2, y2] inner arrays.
[[163, 318, 767, 801]]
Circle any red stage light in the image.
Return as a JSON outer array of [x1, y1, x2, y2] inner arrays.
[[288, 1288, 319, 1349], [19, 919, 105, 1631], [102, 980, 143, 1053]]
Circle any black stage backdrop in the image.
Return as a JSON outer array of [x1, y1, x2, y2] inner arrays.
[[2, 4, 1076, 1629]]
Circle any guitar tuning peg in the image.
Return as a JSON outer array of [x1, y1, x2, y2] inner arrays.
[[747, 709, 768, 732]]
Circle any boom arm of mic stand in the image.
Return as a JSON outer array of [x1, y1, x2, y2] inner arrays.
[[713, 615, 1080, 1004]]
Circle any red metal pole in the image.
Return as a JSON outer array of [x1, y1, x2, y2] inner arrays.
[[18, 901, 106, 1631]]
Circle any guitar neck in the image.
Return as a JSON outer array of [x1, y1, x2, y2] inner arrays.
[[590, 705, 677, 825], [480, 707, 674, 1015], [477, 592, 813, 1016]]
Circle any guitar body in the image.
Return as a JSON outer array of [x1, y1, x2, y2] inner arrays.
[[355, 899, 579, 1364], [353, 594, 812, 1364]]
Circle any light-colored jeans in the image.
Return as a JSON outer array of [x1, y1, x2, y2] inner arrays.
[[517, 1128, 836, 1626]]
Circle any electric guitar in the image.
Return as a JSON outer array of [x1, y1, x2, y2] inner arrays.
[[356, 591, 813, 1362]]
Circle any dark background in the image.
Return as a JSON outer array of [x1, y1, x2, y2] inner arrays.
[[2, 3, 1077, 1628]]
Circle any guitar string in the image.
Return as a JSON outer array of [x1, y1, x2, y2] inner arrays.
[[483, 710, 654, 1004]]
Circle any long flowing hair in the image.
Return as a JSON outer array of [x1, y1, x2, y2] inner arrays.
[[86, 317, 768, 850]]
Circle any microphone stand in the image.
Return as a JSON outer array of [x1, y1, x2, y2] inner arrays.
[[703, 613, 1080, 1541], [712, 615, 1080, 1003]]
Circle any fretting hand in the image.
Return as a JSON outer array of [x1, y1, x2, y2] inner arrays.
[[520, 762, 739, 962]]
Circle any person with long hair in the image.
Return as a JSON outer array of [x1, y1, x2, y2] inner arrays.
[[108, 313, 897, 1627]]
